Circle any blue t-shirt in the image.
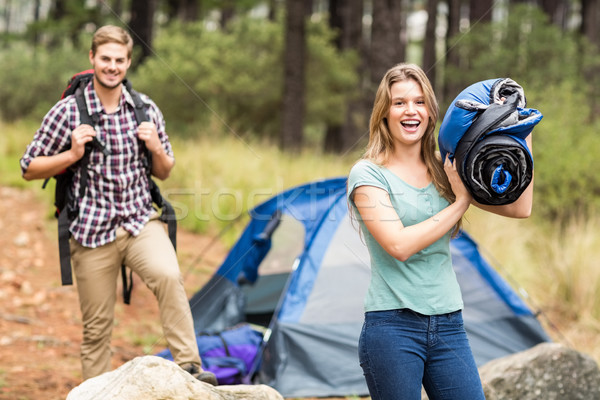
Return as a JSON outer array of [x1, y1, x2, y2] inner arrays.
[[347, 160, 463, 315]]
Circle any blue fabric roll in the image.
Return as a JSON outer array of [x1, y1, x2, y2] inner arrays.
[[438, 78, 543, 205]]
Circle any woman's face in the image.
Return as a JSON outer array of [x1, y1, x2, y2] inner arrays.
[[387, 79, 430, 149]]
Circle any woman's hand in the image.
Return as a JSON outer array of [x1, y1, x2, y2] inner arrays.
[[443, 156, 472, 205]]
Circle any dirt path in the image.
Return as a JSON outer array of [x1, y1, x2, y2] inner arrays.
[[0, 186, 226, 399]]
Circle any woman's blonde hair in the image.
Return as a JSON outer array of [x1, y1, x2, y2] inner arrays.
[[363, 63, 460, 233]]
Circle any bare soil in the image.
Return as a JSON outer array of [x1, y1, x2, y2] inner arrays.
[[0, 186, 228, 400], [1, 186, 598, 400]]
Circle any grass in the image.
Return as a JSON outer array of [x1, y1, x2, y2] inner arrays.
[[162, 131, 360, 244], [4, 119, 361, 244], [465, 207, 600, 364], [4, 119, 600, 391]]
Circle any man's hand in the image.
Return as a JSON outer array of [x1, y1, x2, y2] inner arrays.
[[70, 124, 97, 161], [136, 121, 174, 179], [137, 121, 163, 155]]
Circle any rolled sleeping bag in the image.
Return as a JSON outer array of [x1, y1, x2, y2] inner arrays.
[[438, 78, 543, 205]]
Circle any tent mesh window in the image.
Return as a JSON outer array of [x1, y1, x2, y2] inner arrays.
[[241, 214, 305, 327]]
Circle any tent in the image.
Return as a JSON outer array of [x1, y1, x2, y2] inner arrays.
[[188, 177, 550, 398]]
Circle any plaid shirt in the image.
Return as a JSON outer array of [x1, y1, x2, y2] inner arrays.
[[20, 81, 174, 248]]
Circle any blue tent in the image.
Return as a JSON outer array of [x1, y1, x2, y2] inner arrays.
[[189, 177, 550, 397]]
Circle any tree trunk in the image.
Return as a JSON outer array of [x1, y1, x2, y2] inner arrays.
[[469, 0, 492, 25], [182, 0, 200, 22], [369, 0, 406, 99], [423, 0, 438, 92], [32, 0, 41, 44], [2, 0, 10, 35], [50, 0, 67, 20], [280, 0, 307, 151], [165, 0, 200, 23], [581, 0, 599, 46], [540, 0, 568, 27], [267, 0, 277, 21], [323, 0, 344, 152], [111, 0, 123, 17], [220, 0, 235, 29], [443, 0, 462, 106], [129, 0, 157, 66], [581, 0, 600, 122], [324, 0, 366, 153]]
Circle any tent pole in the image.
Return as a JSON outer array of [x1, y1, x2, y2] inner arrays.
[[247, 256, 301, 381]]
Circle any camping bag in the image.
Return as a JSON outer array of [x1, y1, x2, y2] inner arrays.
[[438, 78, 543, 205], [156, 323, 264, 385]]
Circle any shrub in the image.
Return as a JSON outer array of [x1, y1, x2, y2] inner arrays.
[[0, 41, 89, 121], [528, 82, 600, 219], [131, 15, 359, 140], [445, 4, 583, 96]]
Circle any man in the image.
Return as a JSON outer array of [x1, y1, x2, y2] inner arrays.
[[20, 25, 217, 385]]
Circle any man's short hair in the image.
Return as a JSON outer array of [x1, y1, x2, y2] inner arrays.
[[91, 25, 134, 59]]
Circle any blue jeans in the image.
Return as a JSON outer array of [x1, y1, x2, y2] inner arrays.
[[358, 309, 485, 400]]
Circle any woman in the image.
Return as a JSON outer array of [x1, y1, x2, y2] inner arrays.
[[347, 63, 533, 400]]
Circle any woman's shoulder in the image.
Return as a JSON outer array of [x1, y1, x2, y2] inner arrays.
[[348, 159, 389, 193], [350, 158, 381, 174], [349, 159, 384, 181]]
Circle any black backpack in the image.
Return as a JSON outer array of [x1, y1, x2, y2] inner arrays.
[[44, 70, 177, 304]]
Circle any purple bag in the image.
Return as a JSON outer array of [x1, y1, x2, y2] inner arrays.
[[157, 323, 263, 385]]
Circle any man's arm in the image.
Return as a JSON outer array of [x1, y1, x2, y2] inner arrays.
[[23, 124, 96, 181], [137, 121, 174, 180]]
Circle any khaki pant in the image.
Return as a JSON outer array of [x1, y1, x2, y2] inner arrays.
[[70, 218, 201, 380]]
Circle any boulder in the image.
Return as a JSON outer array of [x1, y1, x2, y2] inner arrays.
[[422, 343, 600, 400], [67, 355, 284, 400], [480, 342, 600, 400]]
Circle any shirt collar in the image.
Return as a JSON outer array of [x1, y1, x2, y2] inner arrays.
[[83, 80, 136, 116]]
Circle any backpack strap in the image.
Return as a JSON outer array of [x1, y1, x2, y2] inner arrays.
[[57, 207, 74, 285], [56, 86, 104, 286], [126, 84, 177, 251], [120, 84, 178, 304]]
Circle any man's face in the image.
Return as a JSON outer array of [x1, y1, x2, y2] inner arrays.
[[89, 42, 131, 90]]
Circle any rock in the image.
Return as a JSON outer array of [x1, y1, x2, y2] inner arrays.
[[66, 355, 284, 400], [421, 343, 600, 400], [479, 342, 600, 400], [13, 232, 29, 247]]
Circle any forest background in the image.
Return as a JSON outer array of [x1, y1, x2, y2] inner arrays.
[[1, 0, 600, 391]]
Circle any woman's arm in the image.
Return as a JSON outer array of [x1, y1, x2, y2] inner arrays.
[[352, 158, 471, 262]]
